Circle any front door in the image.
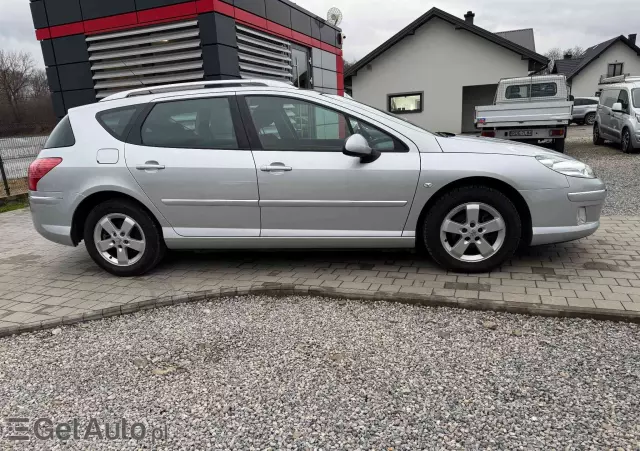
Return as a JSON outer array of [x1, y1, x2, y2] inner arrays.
[[610, 89, 630, 142], [125, 95, 260, 237], [239, 93, 420, 237]]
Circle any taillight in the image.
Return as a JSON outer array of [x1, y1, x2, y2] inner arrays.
[[481, 131, 496, 137], [549, 129, 565, 137], [28, 158, 62, 191]]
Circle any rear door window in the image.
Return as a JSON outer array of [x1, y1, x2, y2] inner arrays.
[[96, 106, 139, 141], [141, 98, 238, 149], [44, 116, 75, 149]]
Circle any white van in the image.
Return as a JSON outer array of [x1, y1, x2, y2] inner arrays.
[[594, 75, 640, 153]]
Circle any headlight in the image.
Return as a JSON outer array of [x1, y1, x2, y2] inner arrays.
[[536, 155, 595, 178]]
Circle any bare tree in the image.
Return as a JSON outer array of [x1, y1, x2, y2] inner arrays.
[[543, 46, 586, 72], [29, 69, 49, 99], [0, 50, 35, 123], [342, 58, 358, 74]]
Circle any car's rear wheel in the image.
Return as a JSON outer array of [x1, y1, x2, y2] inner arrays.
[[84, 200, 164, 276], [423, 186, 521, 273], [621, 128, 633, 153], [584, 112, 596, 126], [593, 123, 604, 145]]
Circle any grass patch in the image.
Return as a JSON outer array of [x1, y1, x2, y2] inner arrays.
[[0, 199, 28, 213]]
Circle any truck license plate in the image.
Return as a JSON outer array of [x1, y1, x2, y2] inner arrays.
[[509, 130, 533, 137]]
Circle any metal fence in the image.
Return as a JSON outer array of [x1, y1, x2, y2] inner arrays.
[[0, 135, 47, 198]]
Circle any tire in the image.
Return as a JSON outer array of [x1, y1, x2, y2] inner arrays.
[[422, 186, 522, 273], [621, 128, 633, 153], [553, 138, 565, 153], [593, 123, 604, 145], [84, 199, 165, 276], [584, 112, 596, 126]]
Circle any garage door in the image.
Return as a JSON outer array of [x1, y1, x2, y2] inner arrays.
[[461, 84, 497, 134]]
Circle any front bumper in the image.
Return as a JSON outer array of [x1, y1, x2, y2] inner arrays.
[[520, 177, 606, 246]]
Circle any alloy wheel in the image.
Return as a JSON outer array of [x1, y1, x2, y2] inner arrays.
[[585, 114, 595, 125], [440, 203, 506, 262], [93, 213, 146, 267]]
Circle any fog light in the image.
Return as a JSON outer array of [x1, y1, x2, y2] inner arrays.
[[577, 207, 587, 225]]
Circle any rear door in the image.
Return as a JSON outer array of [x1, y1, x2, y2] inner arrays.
[[125, 94, 260, 237], [239, 92, 420, 237]]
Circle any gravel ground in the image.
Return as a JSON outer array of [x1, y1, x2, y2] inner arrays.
[[566, 125, 640, 216], [0, 295, 639, 450]]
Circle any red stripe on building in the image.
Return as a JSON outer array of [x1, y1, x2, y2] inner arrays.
[[195, 0, 214, 14], [137, 1, 196, 23], [234, 8, 267, 29], [266, 21, 292, 39], [212, 0, 234, 16], [292, 30, 312, 46], [84, 12, 137, 33], [336, 54, 344, 74], [49, 22, 84, 38], [35, 28, 50, 40]]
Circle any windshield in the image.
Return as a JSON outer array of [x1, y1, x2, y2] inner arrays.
[[633, 89, 640, 108], [324, 94, 433, 134]]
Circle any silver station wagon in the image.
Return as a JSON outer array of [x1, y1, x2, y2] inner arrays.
[[29, 80, 606, 276]]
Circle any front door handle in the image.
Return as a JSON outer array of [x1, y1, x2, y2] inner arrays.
[[260, 163, 292, 172], [136, 161, 165, 171]]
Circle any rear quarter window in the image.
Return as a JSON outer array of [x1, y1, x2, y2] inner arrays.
[[96, 106, 141, 141], [44, 116, 75, 149]]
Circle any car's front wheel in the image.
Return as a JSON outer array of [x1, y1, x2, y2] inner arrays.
[[84, 199, 165, 276], [423, 186, 522, 273]]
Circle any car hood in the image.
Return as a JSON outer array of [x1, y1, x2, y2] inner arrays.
[[435, 135, 572, 159]]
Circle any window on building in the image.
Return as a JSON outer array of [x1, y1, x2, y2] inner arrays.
[[607, 63, 624, 77], [388, 93, 423, 114], [245, 96, 352, 151], [141, 98, 238, 149], [505, 83, 557, 99], [96, 106, 139, 141]]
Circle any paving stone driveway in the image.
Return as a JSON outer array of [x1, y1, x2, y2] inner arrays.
[[1, 208, 640, 332]]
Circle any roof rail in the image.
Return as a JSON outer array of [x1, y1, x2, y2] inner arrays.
[[599, 74, 640, 85], [100, 78, 295, 101]]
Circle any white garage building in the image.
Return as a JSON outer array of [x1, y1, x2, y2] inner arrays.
[[344, 8, 548, 134]]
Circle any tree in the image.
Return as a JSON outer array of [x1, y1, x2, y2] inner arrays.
[[343, 58, 358, 74], [0, 50, 35, 123], [544, 46, 586, 72]]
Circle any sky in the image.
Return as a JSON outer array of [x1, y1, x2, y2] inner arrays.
[[0, 0, 637, 68]]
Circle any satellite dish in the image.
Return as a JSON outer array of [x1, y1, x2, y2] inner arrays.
[[327, 7, 343, 26]]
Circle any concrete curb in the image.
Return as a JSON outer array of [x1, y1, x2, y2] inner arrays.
[[1, 283, 639, 338]]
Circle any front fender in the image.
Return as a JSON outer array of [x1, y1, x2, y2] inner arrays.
[[404, 153, 569, 234]]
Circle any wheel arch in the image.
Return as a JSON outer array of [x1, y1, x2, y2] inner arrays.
[[415, 176, 532, 248], [71, 191, 164, 245]]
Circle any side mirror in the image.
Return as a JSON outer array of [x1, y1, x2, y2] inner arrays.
[[612, 102, 625, 113], [343, 134, 381, 163]]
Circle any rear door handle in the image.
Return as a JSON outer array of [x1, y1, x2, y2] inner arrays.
[[260, 163, 292, 172], [136, 161, 165, 170]]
